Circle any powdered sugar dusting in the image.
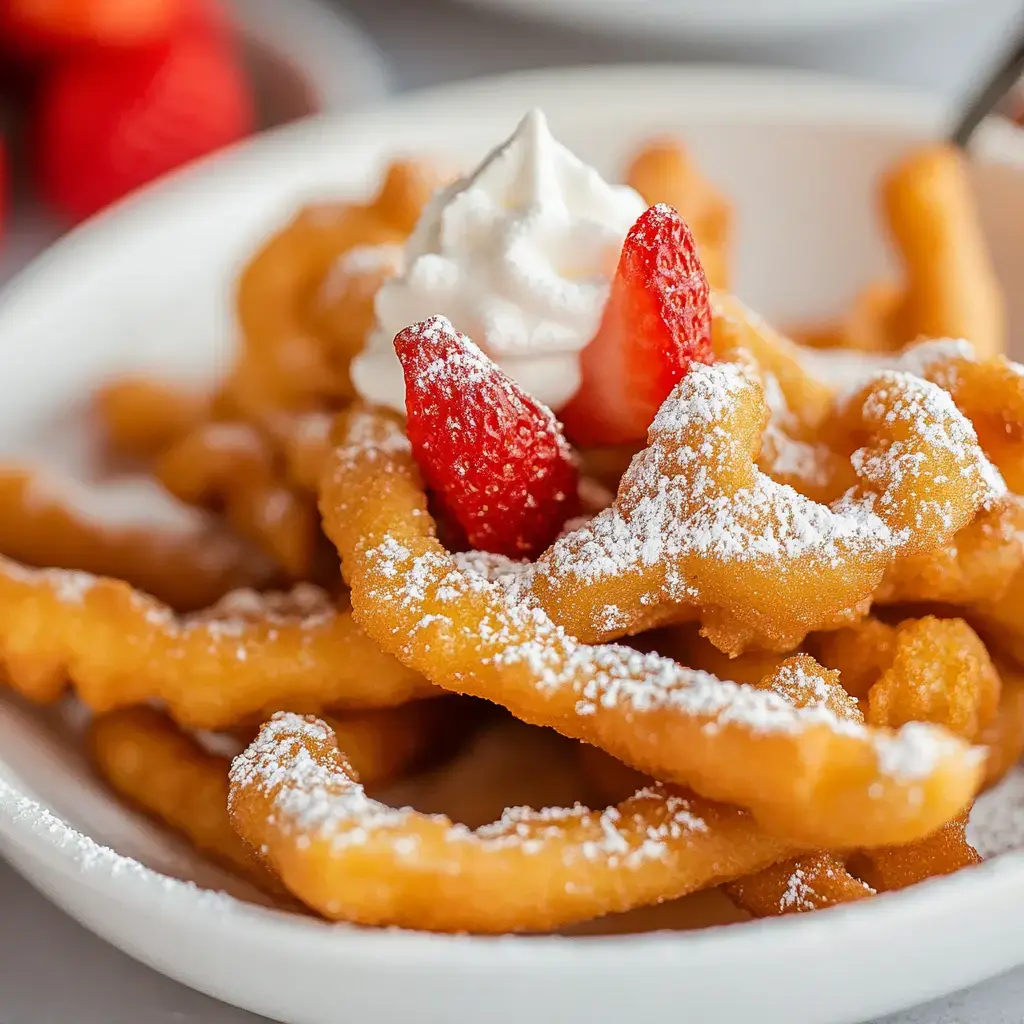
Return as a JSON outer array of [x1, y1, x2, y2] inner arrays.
[[334, 405, 411, 467], [399, 315, 572, 465], [776, 859, 870, 911], [0, 553, 338, 646], [755, 368, 835, 492], [538, 356, 996, 609], [364, 535, 966, 785], [231, 713, 711, 869], [539, 362, 894, 591], [2, 558, 98, 603], [230, 714, 415, 850]]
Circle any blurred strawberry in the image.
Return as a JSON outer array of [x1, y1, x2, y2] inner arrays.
[[35, 28, 253, 222], [177, 0, 229, 39], [0, 0, 184, 52]]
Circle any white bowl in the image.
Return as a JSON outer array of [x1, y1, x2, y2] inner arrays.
[[453, 0, 956, 40], [1, 66, 1024, 1024]]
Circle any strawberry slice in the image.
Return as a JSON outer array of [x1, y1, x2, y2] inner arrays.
[[396, 315, 579, 559], [559, 202, 713, 447]]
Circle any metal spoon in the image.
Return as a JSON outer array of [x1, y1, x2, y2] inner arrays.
[[950, 32, 1024, 147]]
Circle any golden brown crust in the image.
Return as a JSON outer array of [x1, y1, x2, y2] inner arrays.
[[228, 712, 795, 933], [319, 404, 982, 848]]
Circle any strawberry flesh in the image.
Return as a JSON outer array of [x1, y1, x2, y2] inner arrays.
[[560, 202, 713, 447], [396, 316, 579, 559]]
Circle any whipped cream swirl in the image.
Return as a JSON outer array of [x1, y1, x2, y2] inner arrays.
[[351, 109, 646, 412]]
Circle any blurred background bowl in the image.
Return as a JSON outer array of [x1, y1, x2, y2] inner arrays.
[[452, 0, 960, 41]]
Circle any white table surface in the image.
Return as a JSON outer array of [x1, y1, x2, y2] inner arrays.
[[5, 0, 1024, 1020]]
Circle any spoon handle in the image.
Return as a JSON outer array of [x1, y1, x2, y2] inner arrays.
[[951, 34, 1024, 148]]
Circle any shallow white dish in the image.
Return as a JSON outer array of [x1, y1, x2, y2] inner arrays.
[[2, 66, 1024, 1024], [453, 0, 955, 41]]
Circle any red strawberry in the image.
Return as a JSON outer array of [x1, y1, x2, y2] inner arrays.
[[559, 203, 713, 447], [176, 0, 230, 40], [396, 315, 580, 559], [0, 0, 184, 52], [35, 28, 253, 222]]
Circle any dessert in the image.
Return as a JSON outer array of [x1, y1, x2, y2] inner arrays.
[[4, 108, 1024, 935]]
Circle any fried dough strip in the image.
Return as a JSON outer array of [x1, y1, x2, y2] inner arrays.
[[0, 563, 432, 728], [228, 712, 795, 933], [706, 316, 1024, 624], [532, 357, 998, 654], [89, 707, 285, 893], [883, 145, 1005, 358], [320, 405, 981, 847], [847, 812, 978, 892], [157, 421, 320, 579], [876, 495, 1024, 610], [94, 377, 209, 461], [577, 697, 875, 919], [230, 160, 439, 418], [815, 617, 999, 740], [730, 615, 992, 913], [711, 293, 834, 431], [816, 615, 989, 890], [864, 617, 999, 740], [91, 703, 449, 895], [905, 341, 1024, 488], [647, 625, 790, 687], [972, 563, 1024, 667], [723, 855, 875, 916], [0, 467, 272, 611], [791, 145, 1004, 357], [705, 634, 873, 918]]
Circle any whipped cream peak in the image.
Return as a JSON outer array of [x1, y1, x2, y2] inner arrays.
[[351, 108, 647, 412]]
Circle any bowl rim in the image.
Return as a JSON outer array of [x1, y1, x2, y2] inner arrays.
[[1, 63, 1024, 966], [449, 0, 957, 40]]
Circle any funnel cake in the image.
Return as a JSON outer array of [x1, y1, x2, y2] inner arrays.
[[532, 357, 1000, 654], [0, 560, 432, 728], [229, 711, 797, 933], [320, 404, 981, 848], [157, 420, 321, 579], [708, 304, 1024, 624], [90, 701, 451, 895], [724, 854, 875, 917], [229, 159, 443, 420], [95, 377, 209, 461], [7, 113, 1024, 938], [573, 653, 875, 920], [0, 466, 271, 610]]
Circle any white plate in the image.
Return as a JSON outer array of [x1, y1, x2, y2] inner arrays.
[[453, 0, 955, 40], [1, 66, 1024, 1024]]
